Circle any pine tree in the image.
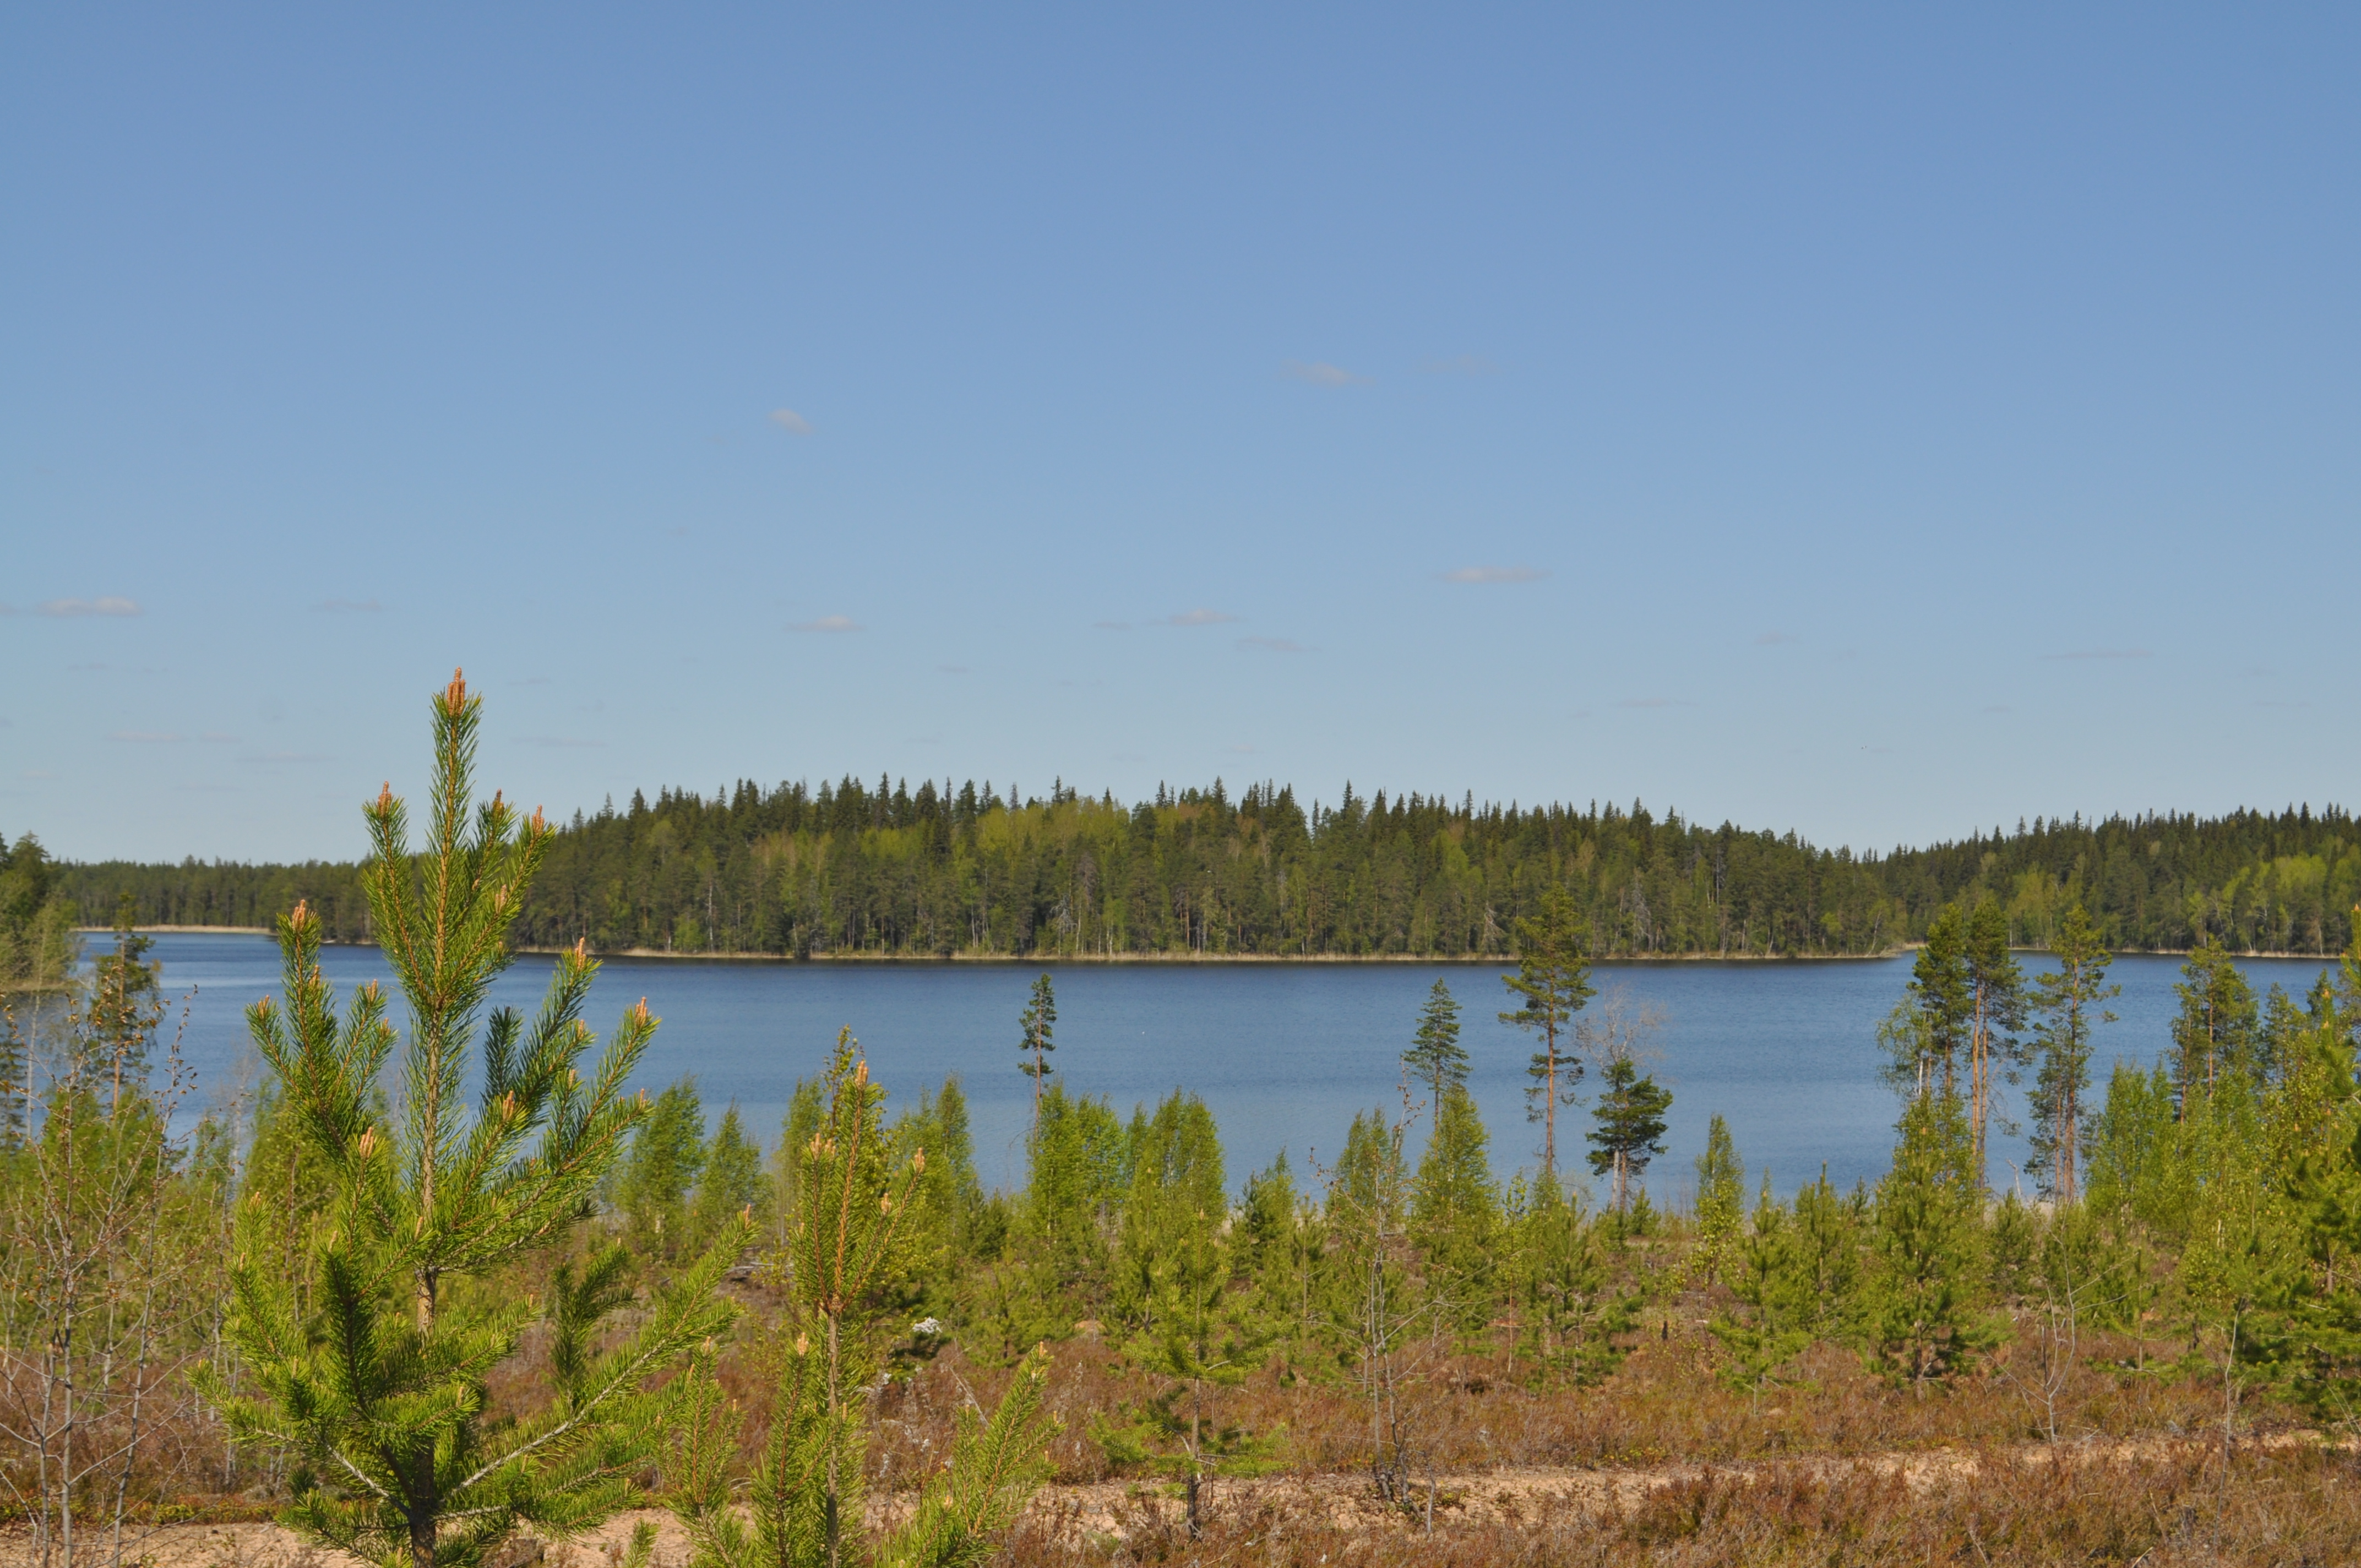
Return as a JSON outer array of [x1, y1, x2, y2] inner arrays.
[[2173, 937, 2260, 1114], [1101, 1151, 1281, 1538], [1691, 1114, 1745, 1285], [203, 673, 745, 1568], [1401, 978, 1467, 1103], [1586, 1057, 1672, 1214], [1709, 1175, 1811, 1390], [84, 893, 163, 1109], [688, 1102, 766, 1251], [1906, 906, 1973, 1099], [661, 1035, 1058, 1568], [1409, 1084, 1500, 1331], [2026, 905, 2119, 1204], [1320, 1105, 1432, 1501], [1510, 1169, 1633, 1386], [614, 1076, 706, 1260], [1113, 1090, 1226, 1333], [1500, 889, 1595, 1178], [1791, 1166, 1866, 1341], [1018, 972, 1057, 1127], [1867, 1092, 1994, 1389], [1963, 897, 2026, 1184]]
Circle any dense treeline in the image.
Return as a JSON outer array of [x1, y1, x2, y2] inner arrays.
[[41, 781, 2360, 959]]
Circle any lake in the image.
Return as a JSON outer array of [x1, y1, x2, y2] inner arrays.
[[121, 933, 2340, 1206]]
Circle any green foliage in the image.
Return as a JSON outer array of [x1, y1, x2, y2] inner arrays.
[[1114, 1089, 1226, 1332], [1509, 1170, 1635, 1385], [1102, 1099, 1282, 1534], [204, 674, 744, 1568], [689, 1102, 768, 1251], [1402, 978, 1468, 1101], [1789, 1167, 1868, 1342], [2173, 936, 2263, 1107], [1586, 1057, 1672, 1212], [1906, 907, 1973, 1099], [1410, 1085, 1501, 1332], [83, 895, 163, 1096], [1017, 971, 1057, 1111], [2026, 905, 2119, 1202], [1867, 1093, 1996, 1387], [1691, 1115, 1745, 1285], [613, 1076, 706, 1259], [1500, 889, 1595, 1175], [661, 1039, 1054, 1568], [1709, 1177, 1813, 1391], [70, 792, 2361, 960]]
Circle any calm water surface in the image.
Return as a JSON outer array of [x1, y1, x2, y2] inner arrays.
[[132, 934, 2340, 1204]]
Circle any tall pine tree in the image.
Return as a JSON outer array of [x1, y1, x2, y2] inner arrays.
[[2027, 906, 2118, 1203], [1500, 889, 1595, 1178]]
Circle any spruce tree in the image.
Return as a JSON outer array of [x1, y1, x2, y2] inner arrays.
[[1401, 978, 1467, 1103], [1018, 971, 1057, 1127], [1499, 889, 1595, 1178], [1585, 1057, 1672, 1213], [1691, 1114, 1745, 1285], [2026, 905, 2119, 1203], [203, 674, 745, 1568]]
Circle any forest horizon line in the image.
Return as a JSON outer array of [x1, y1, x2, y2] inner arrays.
[[25, 776, 2355, 963]]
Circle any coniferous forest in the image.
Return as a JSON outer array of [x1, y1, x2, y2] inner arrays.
[[13, 683, 2361, 1566], [37, 775, 2361, 960]]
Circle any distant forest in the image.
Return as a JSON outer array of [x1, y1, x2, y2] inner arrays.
[[39, 777, 2361, 960]]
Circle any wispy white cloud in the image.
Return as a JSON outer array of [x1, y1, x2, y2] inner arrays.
[[1419, 353, 1499, 377], [1238, 636, 1309, 654], [1755, 630, 1797, 646], [315, 597, 383, 613], [21, 768, 56, 780], [1163, 608, 1239, 627], [1226, 743, 1256, 754], [1282, 360, 1370, 388], [110, 731, 185, 744], [1441, 565, 1546, 585], [39, 597, 141, 617], [2042, 647, 2152, 661], [769, 408, 813, 435], [789, 614, 861, 633]]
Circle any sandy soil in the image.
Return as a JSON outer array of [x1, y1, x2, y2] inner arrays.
[[17, 1432, 2317, 1568]]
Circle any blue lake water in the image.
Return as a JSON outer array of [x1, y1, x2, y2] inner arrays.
[[127, 933, 2340, 1206]]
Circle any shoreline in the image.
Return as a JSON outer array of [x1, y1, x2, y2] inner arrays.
[[91, 928, 2349, 965]]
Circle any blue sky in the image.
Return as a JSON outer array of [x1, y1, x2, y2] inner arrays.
[[5, 7, 2355, 863]]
